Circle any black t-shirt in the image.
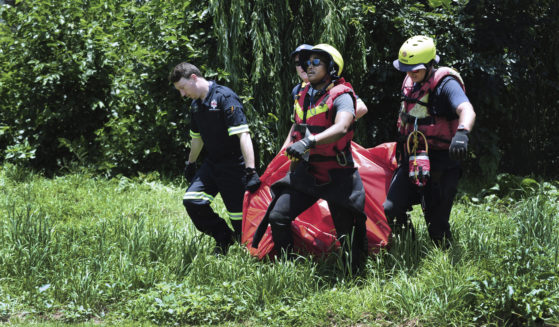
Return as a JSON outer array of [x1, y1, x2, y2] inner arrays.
[[190, 81, 249, 162], [420, 75, 470, 119]]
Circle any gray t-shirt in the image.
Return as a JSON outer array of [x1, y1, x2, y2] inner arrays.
[[307, 87, 355, 117]]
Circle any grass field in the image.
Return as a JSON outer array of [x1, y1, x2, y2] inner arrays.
[[0, 164, 558, 326]]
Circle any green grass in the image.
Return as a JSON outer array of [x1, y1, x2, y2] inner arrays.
[[0, 163, 558, 326]]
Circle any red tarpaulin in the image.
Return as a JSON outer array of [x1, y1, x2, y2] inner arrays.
[[242, 142, 397, 259]]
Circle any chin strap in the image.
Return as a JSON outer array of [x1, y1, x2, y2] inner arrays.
[[310, 81, 335, 99], [420, 62, 436, 84]]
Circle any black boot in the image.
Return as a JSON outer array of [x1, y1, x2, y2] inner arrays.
[[212, 228, 235, 256], [231, 220, 242, 242], [270, 222, 294, 259], [213, 237, 234, 255], [388, 213, 416, 241], [351, 221, 369, 274], [431, 230, 452, 250]]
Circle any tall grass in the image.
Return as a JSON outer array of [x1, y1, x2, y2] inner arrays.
[[0, 163, 558, 326]]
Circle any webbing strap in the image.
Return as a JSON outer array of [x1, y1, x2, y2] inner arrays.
[[401, 94, 429, 107], [399, 111, 435, 125], [308, 145, 353, 166]]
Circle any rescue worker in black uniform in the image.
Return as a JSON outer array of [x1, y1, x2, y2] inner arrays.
[[252, 44, 368, 273], [384, 36, 476, 248], [169, 62, 261, 254]]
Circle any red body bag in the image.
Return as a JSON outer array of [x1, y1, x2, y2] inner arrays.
[[242, 142, 397, 259]]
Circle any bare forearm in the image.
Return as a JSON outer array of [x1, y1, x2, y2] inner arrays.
[[281, 124, 295, 150], [239, 132, 256, 168], [456, 102, 476, 131], [188, 138, 204, 163], [313, 111, 353, 145], [355, 98, 368, 120]]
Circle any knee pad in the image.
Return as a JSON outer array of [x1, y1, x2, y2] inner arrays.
[[268, 210, 292, 228]]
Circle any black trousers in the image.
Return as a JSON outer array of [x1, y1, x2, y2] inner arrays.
[[383, 159, 461, 243], [267, 186, 368, 269], [183, 159, 245, 246]]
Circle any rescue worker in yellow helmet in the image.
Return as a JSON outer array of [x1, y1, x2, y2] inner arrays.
[[280, 44, 369, 150], [253, 44, 368, 273], [383, 35, 476, 248]]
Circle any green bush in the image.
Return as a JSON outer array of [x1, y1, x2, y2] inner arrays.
[[0, 0, 211, 175], [1, 0, 558, 179]]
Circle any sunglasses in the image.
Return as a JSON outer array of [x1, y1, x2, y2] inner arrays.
[[306, 58, 322, 67]]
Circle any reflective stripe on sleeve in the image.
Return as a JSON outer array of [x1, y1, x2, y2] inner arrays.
[[227, 124, 250, 136], [190, 130, 201, 138]]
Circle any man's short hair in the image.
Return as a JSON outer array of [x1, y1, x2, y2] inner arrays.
[[168, 62, 202, 83]]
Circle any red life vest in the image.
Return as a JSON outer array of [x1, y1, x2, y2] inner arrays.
[[397, 67, 466, 151], [291, 78, 356, 171]]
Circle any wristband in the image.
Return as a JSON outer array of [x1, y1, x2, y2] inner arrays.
[[457, 124, 469, 132]]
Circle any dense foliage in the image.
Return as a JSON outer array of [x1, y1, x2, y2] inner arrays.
[[1, 0, 558, 179]]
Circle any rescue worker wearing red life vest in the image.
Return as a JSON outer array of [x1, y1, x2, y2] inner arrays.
[[383, 36, 476, 247], [252, 44, 368, 272], [281, 44, 369, 150]]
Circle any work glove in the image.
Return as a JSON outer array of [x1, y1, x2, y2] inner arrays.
[[449, 129, 469, 161], [245, 167, 261, 193], [286, 135, 315, 162], [184, 161, 196, 183]]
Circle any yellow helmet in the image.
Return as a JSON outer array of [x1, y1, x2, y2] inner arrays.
[[300, 43, 344, 78], [393, 35, 440, 72]]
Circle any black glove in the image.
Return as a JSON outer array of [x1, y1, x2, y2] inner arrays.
[[245, 167, 261, 193], [184, 161, 196, 183], [449, 129, 469, 161], [286, 136, 315, 161]]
